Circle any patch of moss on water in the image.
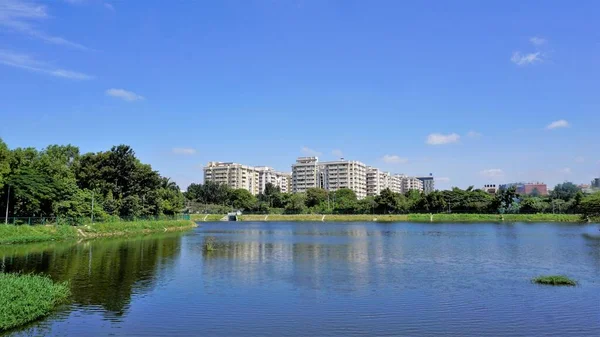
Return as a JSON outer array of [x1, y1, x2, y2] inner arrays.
[[532, 275, 577, 286], [0, 273, 71, 331]]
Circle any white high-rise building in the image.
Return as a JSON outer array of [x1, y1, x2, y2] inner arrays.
[[204, 162, 290, 195], [399, 175, 424, 193], [367, 167, 392, 196], [203, 162, 260, 194], [291, 157, 320, 193], [292, 157, 367, 199], [321, 160, 367, 199]]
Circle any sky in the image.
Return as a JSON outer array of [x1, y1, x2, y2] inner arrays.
[[0, 0, 599, 191]]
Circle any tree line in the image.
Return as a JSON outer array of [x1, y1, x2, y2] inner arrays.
[[185, 181, 600, 218], [0, 139, 184, 222]]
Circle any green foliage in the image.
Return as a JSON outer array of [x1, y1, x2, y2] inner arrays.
[[228, 189, 257, 210], [0, 273, 71, 331], [285, 193, 306, 214], [305, 188, 328, 208], [0, 138, 10, 190], [580, 193, 600, 219], [532, 275, 577, 286], [0, 141, 184, 219], [551, 182, 580, 201]]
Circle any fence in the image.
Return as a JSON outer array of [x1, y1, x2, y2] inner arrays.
[[2, 214, 191, 226]]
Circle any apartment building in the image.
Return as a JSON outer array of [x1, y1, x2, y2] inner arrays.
[[367, 167, 388, 196], [393, 174, 423, 193], [204, 162, 290, 195], [417, 175, 435, 194], [291, 157, 320, 193], [292, 157, 368, 199], [204, 162, 260, 194], [322, 160, 367, 199]]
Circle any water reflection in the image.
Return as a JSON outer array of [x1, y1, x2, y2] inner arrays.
[[0, 233, 183, 314]]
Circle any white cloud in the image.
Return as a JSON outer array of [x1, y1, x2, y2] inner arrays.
[[426, 133, 460, 145], [105, 88, 145, 102], [172, 148, 196, 155], [575, 156, 585, 164], [331, 149, 343, 158], [0, 0, 89, 51], [529, 37, 547, 46], [382, 154, 408, 164], [436, 177, 450, 182], [104, 3, 114, 11], [480, 169, 504, 178], [0, 49, 93, 80], [467, 131, 482, 138], [511, 51, 542, 66], [559, 167, 572, 174], [301, 147, 321, 157], [546, 119, 569, 130]]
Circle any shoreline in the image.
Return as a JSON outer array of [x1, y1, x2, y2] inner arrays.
[[192, 213, 589, 223], [0, 220, 198, 245]]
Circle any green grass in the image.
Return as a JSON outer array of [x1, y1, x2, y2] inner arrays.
[[532, 275, 577, 286], [190, 214, 226, 221], [0, 273, 71, 331], [0, 220, 196, 245], [234, 213, 584, 223]]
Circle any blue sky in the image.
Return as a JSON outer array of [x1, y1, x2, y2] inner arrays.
[[1, 0, 599, 190]]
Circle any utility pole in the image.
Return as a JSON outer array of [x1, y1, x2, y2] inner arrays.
[[4, 185, 10, 225]]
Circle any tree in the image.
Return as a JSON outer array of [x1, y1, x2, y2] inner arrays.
[[375, 188, 399, 213], [258, 183, 283, 207], [551, 182, 580, 201], [305, 188, 328, 208], [0, 138, 10, 190], [580, 193, 600, 219], [333, 188, 357, 214], [285, 193, 306, 214], [228, 189, 256, 210], [495, 186, 518, 214]]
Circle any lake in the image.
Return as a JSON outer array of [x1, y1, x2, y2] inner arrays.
[[2, 222, 599, 336]]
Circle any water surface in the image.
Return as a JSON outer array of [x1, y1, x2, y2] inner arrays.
[[2, 222, 599, 336]]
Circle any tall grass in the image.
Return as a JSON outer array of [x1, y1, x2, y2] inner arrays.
[[0, 273, 71, 331], [0, 220, 196, 245]]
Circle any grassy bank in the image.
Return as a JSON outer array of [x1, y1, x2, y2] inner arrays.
[[0, 273, 71, 331], [190, 214, 226, 222], [0, 220, 196, 245], [201, 213, 585, 223]]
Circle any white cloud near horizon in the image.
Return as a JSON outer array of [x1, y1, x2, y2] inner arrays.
[[301, 146, 321, 157], [511, 51, 542, 66], [546, 119, 569, 130], [480, 169, 504, 178], [172, 148, 197, 155], [0, 49, 92, 79], [0, 0, 89, 51], [426, 133, 460, 145], [436, 177, 450, 182], [105, 88, 145, 101], [467, 131, 482, 138], [382, 154, 408, 164], [529, 36, 547, 46]]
